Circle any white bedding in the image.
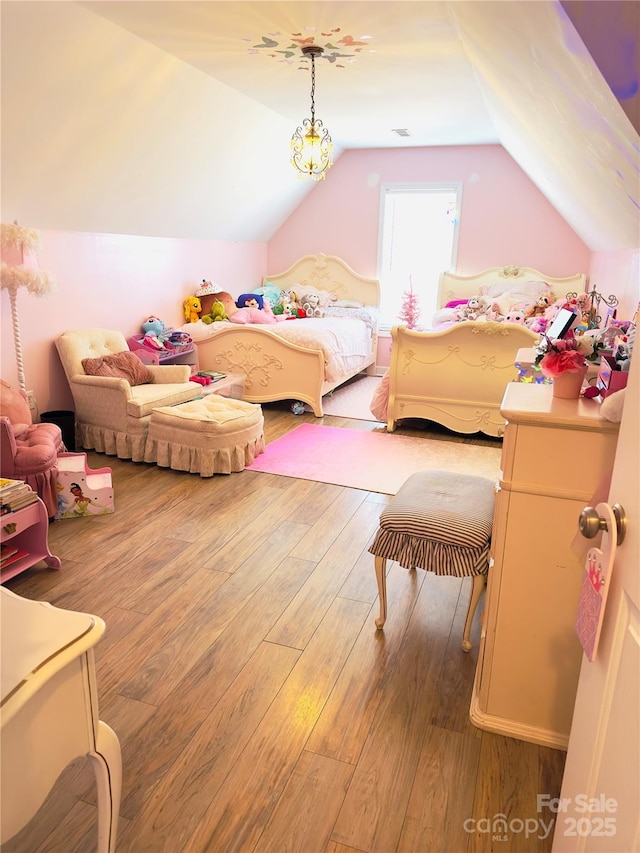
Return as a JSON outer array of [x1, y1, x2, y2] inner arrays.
[[185, 317, 373, 383]]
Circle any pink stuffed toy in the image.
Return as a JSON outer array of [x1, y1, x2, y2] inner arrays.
[[228, 298, 278, 325], [504, 309, 527, 325]]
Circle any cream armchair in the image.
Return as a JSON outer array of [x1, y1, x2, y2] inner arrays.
[[56, 329, 201, 461]]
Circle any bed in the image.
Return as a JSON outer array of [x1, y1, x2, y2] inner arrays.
[[377, 266, 587, 437], [191, 254, 379, 416]]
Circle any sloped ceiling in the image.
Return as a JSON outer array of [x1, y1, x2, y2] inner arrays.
[[1, 1, 638, 250]]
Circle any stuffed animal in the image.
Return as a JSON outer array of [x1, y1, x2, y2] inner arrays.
[[301, 293, 322, 317], [525, 292, 554, 319], [486, 301, 504, 322], [183, 295, 202, 323], [527, 315, 550, 335], [236, 293, 264, 310], [456, 295, 488, 322], [280, 300, 306, 319], [141, 316, 172, 350], [279, 289, 304, 317], [201, 299, 228, 324], [504, 308, 527, 325]]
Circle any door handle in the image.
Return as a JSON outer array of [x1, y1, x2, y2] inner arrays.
[[578, 502, 627, 546]]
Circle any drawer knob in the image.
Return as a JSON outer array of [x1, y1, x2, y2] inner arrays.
[[578, 503, 626, 546]]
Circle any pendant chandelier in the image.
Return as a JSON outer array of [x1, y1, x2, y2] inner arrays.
[[290, 45, 333, 181]]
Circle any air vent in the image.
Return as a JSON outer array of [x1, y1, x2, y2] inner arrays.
[[392, 128, 411, 137]]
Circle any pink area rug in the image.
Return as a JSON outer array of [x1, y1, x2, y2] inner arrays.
[[245, 424, 501, 494], [319, 375, 383, 421]]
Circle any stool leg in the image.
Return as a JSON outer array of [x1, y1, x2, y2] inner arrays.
[[374, 555, 387, 629], [462, 574, 485, 652]]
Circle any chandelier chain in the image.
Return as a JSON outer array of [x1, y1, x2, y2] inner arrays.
[[309, 54, 316, 126]]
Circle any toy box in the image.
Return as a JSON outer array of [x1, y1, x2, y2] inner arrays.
[[596, 354, 629, 399], [55, 453, 114, 519]]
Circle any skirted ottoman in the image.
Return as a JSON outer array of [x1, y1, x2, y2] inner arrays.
[[369, 469, 496, 651], [145, 395, 264, 477]]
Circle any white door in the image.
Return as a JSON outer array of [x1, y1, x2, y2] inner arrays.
[[552, 356, 639, 852]]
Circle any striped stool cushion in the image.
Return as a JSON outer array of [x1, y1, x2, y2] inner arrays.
[[368, 470, 495, 577]]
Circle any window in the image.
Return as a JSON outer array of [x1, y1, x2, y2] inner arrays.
[[377, 183, 461, 330]]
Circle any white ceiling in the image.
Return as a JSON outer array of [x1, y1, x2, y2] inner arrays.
[[81, 0, 501, 150], [2, 1, 639, 250], [78, 0, 640, 251]]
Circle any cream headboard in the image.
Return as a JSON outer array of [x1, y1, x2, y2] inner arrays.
[[437, 266, 587, 309], [264, 254, 380, 308]]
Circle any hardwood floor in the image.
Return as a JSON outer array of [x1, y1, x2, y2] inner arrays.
[[3, 407, 565, 853]]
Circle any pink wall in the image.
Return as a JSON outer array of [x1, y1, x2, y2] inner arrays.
[[588, 249, 640, 321], [267, 145, 592, 279], [1, 231, 266, 413]]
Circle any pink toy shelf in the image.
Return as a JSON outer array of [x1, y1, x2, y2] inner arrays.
[[55, 453, 114, 519], [127, 334, 198, 370]]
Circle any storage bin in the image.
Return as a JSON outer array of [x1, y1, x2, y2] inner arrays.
[[40, 410, 75, 452]]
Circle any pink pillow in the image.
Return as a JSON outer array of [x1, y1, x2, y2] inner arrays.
[[0, 380, 32, 434], [82, 351, 154, 385], [228, 307, 278, 325], [445, 299, 468, 308]]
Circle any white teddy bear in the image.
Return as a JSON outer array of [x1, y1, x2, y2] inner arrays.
[[301, 293, 322, 318]]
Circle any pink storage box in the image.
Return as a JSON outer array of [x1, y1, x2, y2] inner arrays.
[[596, 354, 629, 398]]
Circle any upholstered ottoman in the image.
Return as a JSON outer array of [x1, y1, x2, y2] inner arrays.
[[145, 395, 264, 477], [369, 470, 496, 651]]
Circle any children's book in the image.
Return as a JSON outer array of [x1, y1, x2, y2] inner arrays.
[[0, 547, 29, 568]]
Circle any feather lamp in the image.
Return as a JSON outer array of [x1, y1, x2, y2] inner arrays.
[[1, 222, 56, 393]]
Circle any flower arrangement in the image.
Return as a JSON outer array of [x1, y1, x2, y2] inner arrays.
[[534, 332, 598, 379]]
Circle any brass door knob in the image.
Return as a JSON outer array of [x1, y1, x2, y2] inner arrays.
[[578, 503, 627, 546]]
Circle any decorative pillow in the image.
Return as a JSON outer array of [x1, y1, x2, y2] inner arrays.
[[323, 305, 378, 330], [445, 299, 468, 308], [82, 351, 154, 385], [333, 299, 363, 309], [296, 286, 337, 309]]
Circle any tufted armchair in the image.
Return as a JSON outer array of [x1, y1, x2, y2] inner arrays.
[[0, 381, 65, 518], [56, 329, 201, 462]]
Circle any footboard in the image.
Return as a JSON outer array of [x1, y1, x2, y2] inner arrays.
[[196, 326, 328, 415], [387, 322, 538, 436]]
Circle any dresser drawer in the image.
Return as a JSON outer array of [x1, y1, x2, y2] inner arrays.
[[1, 502, 40, 540], [501, 422, 617, 499]]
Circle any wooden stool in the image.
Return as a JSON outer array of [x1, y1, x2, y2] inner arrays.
[[369, 470, 496, 651]]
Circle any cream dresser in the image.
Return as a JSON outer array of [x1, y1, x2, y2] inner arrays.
[[470, 382, 619, 749]]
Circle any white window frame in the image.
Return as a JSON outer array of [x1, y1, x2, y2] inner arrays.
[[376, 182, 462, 332]]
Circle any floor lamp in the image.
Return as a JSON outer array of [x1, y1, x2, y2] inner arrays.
[[1, 223, 55, 394]]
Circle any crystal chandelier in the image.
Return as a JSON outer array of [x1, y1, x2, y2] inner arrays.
[[290, 45, 333, 181]]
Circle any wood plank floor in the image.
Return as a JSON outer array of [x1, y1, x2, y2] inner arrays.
[[3, 405, 565, 853]]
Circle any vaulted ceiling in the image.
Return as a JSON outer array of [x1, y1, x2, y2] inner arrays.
[[2, 1, 639, 250]]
